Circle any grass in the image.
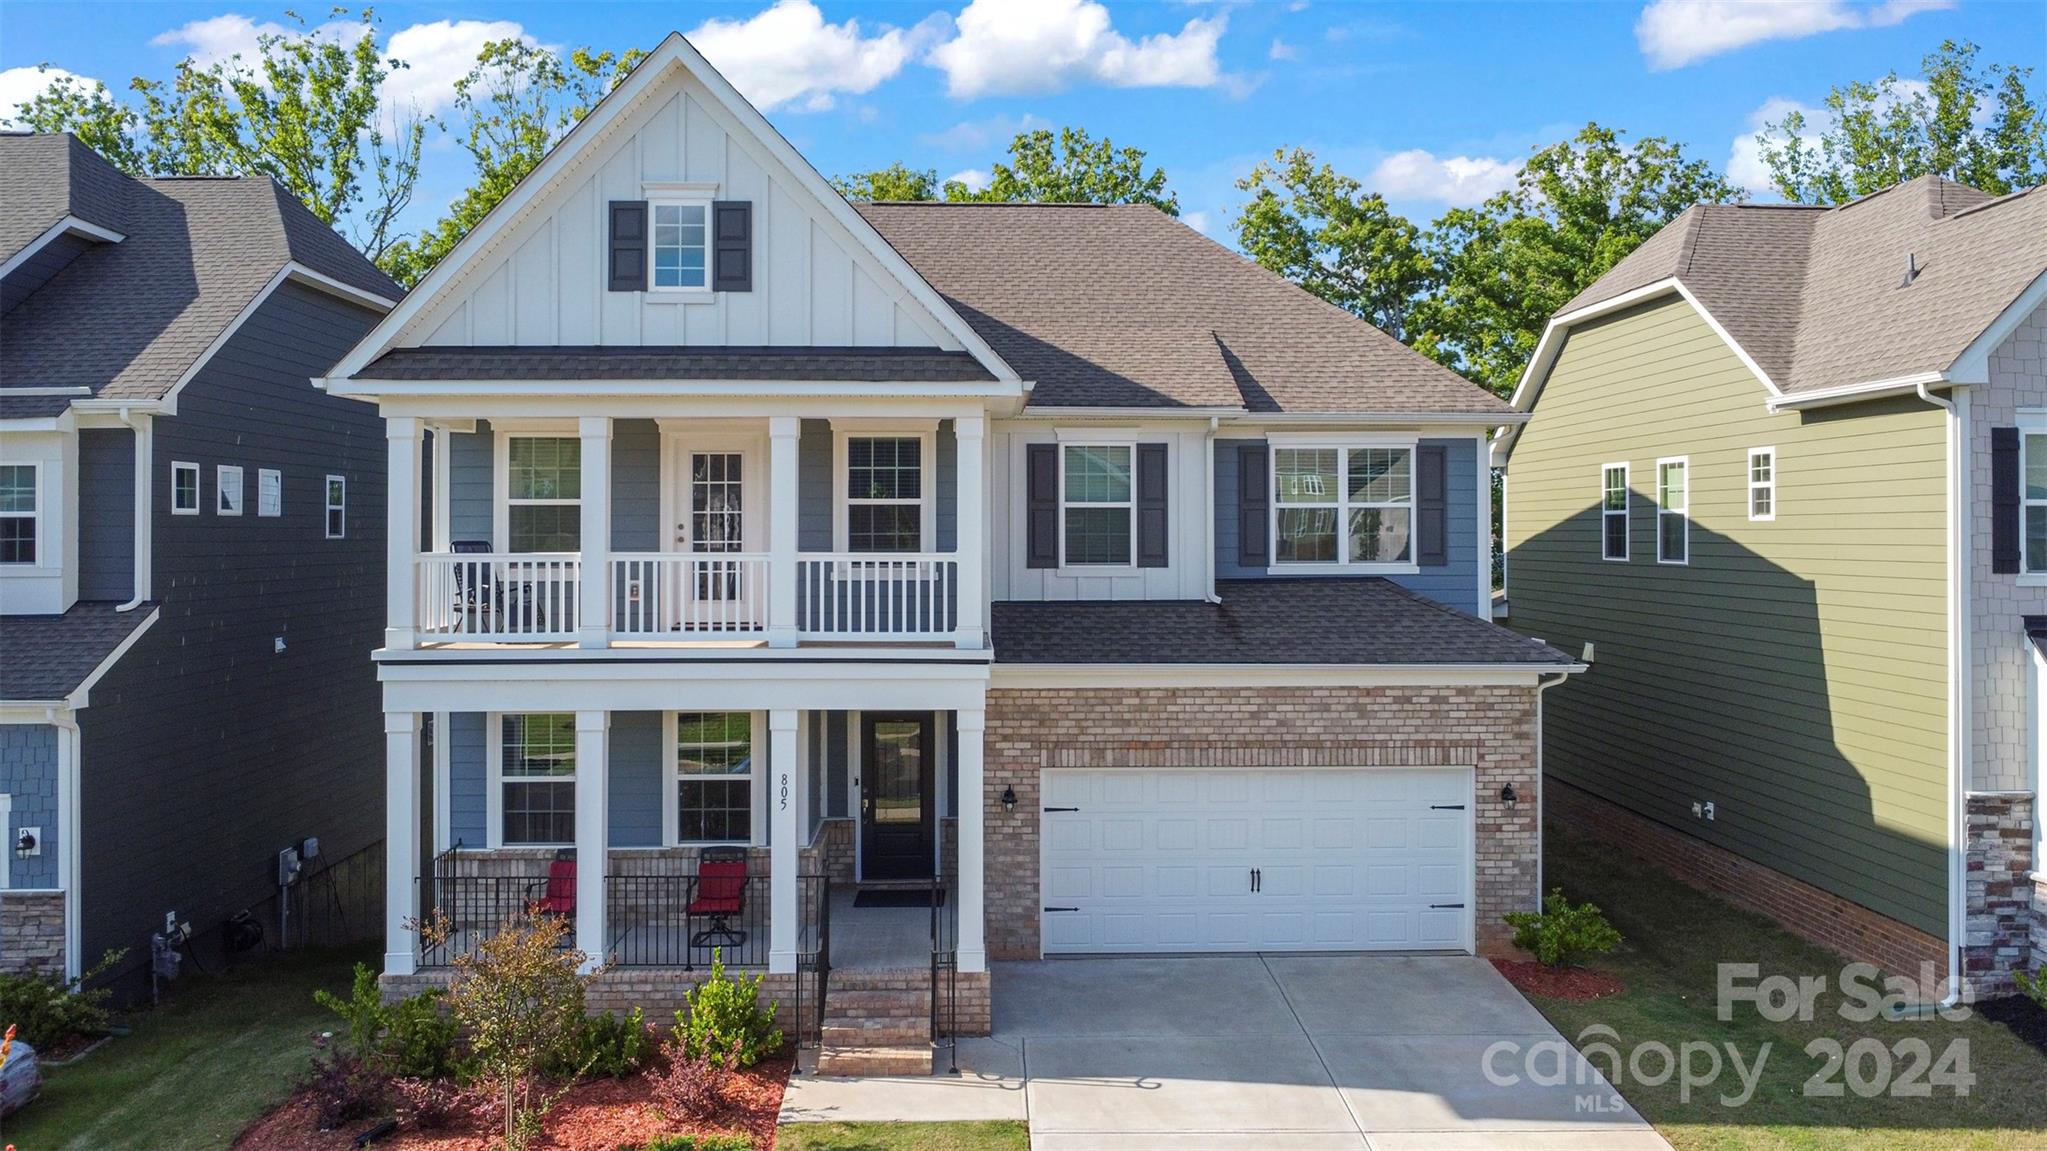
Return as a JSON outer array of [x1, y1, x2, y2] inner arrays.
[[1529, 825, 2047, 1151], [0, 944, 370, 1151], [776, 1121, 1031, 1151]]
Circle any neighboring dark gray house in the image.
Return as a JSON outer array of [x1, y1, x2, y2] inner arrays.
[[0, 132, 399, 996]]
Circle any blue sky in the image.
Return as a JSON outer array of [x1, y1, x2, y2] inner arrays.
[[3, 1, 2042, 245]]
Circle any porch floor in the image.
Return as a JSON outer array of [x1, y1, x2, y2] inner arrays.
[[830, 889, 954, 970]]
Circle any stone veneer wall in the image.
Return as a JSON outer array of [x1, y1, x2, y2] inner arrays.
[[1964, 792, 2035, 995], [983, 684, 1542, 960], [0, 892, 64, 976]]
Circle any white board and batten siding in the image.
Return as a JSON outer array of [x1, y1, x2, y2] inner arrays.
[[401, 65, 956, 353], [1040, 766, 1476, 955]]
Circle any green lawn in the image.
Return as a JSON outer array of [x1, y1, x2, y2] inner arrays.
[[0, 945, 369, 1151], [777, 1121, 1031, 1151], [1532, 826, 2047, 1151]]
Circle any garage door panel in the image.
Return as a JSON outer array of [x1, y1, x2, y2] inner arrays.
[[1261, 817, 1304, 849], [1366, 817, 1409, 848], [1313, 818, 1358, 849], [1156, 818, 1199, 851]]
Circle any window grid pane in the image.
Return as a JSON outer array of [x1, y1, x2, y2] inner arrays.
[[1274, 449, 1338, 505], [848, 505, 922, 552], [2029, 506, 2047, 574], [848, 437, 922, 501], [1347, 449, 1411, 505], [653, 204, 708, 289], [503, 714, 575, 845], [1348, 507, 1412, 563], [0, 516, 33, 565], [1065, 507, 1132, 565], [1602, 467, 1627, 511], [1063, 445, 1132, 504], [174, 466, 200, 512], [509, 438, 581, 501], [509, 505, 581, 552], [1277, 507, 1338, 563], [679, 711, 753, 843], [0, 466, 34, 514]]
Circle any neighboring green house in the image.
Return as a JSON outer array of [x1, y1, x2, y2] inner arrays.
[[1498, 175, 2046, 995]]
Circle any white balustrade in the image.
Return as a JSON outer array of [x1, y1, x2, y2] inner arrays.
[[416, 553, 582, 642], [610, 552, 768, 637], [796, 554, 960, 642]]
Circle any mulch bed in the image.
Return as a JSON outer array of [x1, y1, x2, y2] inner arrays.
[[1975, 993, 2047, 1057], [1492, 958, 1626, 1002], [231, 1056, 789, 1151]]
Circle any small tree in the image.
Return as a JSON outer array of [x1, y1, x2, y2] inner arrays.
[[1503, 889, 1622, 968]]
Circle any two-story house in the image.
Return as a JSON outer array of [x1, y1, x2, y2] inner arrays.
[[338, 33, 1576, 1074], [0, 133, 398, 994], [1499, 176, 2047, 996]]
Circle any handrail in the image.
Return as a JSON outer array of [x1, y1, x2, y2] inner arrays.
[[610, 552, 768, 637], [798, 553, 960, 640], [417, 552, 581, 642]]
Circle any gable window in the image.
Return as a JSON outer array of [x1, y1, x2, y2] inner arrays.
[[846, 436, 924, 552], [507, 437, 581, 552], [673, 712, 757, 844], [1657, 457, 1688, 564], [651, 202, 709, 290], [497, 713, 575, 846], [1271, 444, 1413, 567], [1747, 449, 1775, 521], [1062, 444, 1134, 566], [0, 464, 37, 565], [1601, 464, 1629, 561], [258, 468, 282, 517], [325, 475, 347, 539], [217, 465, 244, 516], [172, 462, 200, 515]]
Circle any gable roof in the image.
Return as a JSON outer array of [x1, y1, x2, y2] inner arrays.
[[858, 202, 1510, 417], [0, 602, 158, 703], [1, 132, 400, 405], [0, 132, 129, 260]]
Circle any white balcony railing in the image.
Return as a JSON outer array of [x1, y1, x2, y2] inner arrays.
[[797, 554, 959, 642], [417, 553, 582, 642], [612, 552, 768, 638]]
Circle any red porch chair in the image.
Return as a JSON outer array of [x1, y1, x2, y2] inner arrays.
[[688, 846, 749, 951], [525, 851, 576, 919]]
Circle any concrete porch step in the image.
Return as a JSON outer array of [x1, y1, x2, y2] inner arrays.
[[815, 1043, 934, 1078], [823, 1019, 929, 1046]]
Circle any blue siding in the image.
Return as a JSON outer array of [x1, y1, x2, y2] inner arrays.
[[0, 725, 57, 889], [806, 711, 825, 839], [798, 420, 831, 551], [78, 428, 135, 601], [937, 420, 957, 552], [827, 712, 848, 818], [449, 712, 487, 849], [608, 712, 664, 847], [1214, 437, 1481, 612], [449, 422, 494, 547], [611, 420, 661, 551]]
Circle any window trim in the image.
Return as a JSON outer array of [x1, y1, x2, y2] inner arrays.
[[494, 429, 584, 554], [215, 464, 244, 517], [832, 424, 937, 554], [663, 711, 766, 847], [1265, 435, 1421, 575], [171, 461, 201, 516], [1656, 455, 1689, 566], [0, 462, 41, 567], [486, 712, 578, 849], [325, 474, 347, 539], [2020, 414, 2047, 582], [1600, 462, 1630, 562], [257, 468, 282, 518], [648, 196, 714, 295], [1746, 447, 1776, 523], [1057, 440, 1138, 570]]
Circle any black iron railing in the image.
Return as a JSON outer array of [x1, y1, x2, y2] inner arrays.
[[930, 870, 958, 1074], [418, 866, 567, 968], [793, 873, 831, 1064], [606, 873, 773, 968]]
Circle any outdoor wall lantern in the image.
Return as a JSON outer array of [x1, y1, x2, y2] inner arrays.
[[1000, 785, 1018, 814], [15, 828, 36, 859], [1500, 782, 1519, 809]]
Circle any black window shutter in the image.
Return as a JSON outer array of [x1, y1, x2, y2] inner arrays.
[[1026, 443, 1059, 569], [712, 200, 753, 292], [1238, 443, 1269, 568], [1136, 443, 1169, 568], [1993, 426, 2021, 574], [607, 201, 647, 292], [1417, 444, 1448, 566]]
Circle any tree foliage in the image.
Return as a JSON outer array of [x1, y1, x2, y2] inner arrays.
[[1235, 149, 1432, 341], [831, 162, 941, 202], [835, 126, 1178, 214], [1760, 40, 2047, 204]]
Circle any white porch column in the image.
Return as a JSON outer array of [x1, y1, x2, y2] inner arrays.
[[767, 417, 801, 648], [574, 711, 610, 972], [385, 417, 422, 650], [384, 711, 421, 976], [953, 416, 986, 650], [956, 707, 988, 973], [768, 708, 800, 973], [578, 417, 612, 649]]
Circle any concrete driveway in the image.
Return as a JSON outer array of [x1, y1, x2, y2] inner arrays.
[[783, 954, 1670, 1150]]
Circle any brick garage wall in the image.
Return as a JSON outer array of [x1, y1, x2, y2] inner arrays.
[[0, 891, 64, 976], [983, 684, 1542, 960], [1549, 779, 1950, 980], [802, 820, 853, 884], [1965, 793, 2035, 996]]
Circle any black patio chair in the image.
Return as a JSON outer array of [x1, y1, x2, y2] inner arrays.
[[450, 539, 498, 631]]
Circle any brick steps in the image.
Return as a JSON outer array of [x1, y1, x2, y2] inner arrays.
[[815, 1044, 932, 1077], [816, 970, 934, 1078]]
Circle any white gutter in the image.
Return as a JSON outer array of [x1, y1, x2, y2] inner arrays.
[[1767, 371, 1949, 413], [1534, 669, 1573, 902], [1204, 416, 1221, 604], [1915, 377, 1967, 1011], [115, 406, 151, 611]]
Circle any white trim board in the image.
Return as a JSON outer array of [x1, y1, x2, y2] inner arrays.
[[0, 215, 125, 281]]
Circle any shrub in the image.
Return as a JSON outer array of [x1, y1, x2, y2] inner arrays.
[[676, 952, 782, 1068], [300, 1043, 388, 1130], [1503, 889, 1622, 968], [549, 1006, 649, 1080], [392, 1075, 498, 1131], [312, 962, 462, 1080], [632, 1134, 755, 1151], [0, 949, 124, 1048], [2017, 968, 2047, 1011], [650, 1033, 741, 1122]]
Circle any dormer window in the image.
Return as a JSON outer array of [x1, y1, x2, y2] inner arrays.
[[0, 464, 37, 564], [651, 202, 709, 290]]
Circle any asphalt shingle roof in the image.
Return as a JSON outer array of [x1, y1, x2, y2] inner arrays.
[[990, 578, 1574, 666], [858, 202, 1510, 416], [357, 345, 996, 383], [1560, 175, 2047, 395], [0, 133, 129, 260], [0, 602, 154, 700]]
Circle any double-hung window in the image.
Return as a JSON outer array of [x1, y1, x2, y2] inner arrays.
[[1747, 449, 1775, 521], [216, 465, 244, 516], [1061, 444, 1134, 566], [507, 437, 581, 552], [257, 468, 282, 517], [498, 713, 576, 846], [0, 464, 37, 564], [674, 712, 756, 844], [2025, 428, 2047, 574], [651, 201, 709, 290], [172, 461, 201, 515], [845, 436, 924, 552], [1601, 464, 1629, 561], [325, 475, 347, 539], [1271, 443, 1414, 566], [1656, 457, 1688, 564]]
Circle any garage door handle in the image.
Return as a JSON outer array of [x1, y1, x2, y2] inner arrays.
[[1043, 806, 1080, 813], [1430, 804, 1466, 810], [1430, 903, 1466, 909], [1043, 906, 1078, 913]]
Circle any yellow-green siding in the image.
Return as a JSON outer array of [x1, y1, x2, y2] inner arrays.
[[1506, 294, 1949, 935]]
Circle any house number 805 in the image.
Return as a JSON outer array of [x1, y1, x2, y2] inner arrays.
[[779, 772, 790, 811]]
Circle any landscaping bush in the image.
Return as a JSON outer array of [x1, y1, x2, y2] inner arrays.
[[0, 949, 123, 1048], [312, 961, 462, 1080], [676, 951, 782, 1068], [300, 1042, 387, 1130], [2018, 968, 2047, 1011], [550, 1006, 649, 1080], [391, 1074, 498, 1131], [651, 1033, 742, 1121], [631, 1133, 755, 1151], [1503, 888, 1622, 968]]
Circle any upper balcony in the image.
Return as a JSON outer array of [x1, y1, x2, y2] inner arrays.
[[382, 412, 987, 656]]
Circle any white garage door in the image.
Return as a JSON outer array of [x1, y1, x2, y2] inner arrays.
[[1040, 767, 1474, 954]]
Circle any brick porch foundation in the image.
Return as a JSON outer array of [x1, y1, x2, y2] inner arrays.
[[0, 891, 64, 977], [1964, 792, 2035, 996]]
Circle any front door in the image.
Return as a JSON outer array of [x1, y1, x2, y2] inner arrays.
[[680, 449, 751, 628], [861, 712, 935, 881]]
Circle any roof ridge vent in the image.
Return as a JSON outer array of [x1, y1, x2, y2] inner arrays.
[[1900, 251, 1921, 288]]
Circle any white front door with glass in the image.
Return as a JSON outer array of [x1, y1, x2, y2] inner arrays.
[[670, 443, 762, 633]]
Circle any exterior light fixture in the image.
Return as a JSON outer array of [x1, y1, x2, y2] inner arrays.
[[1500, 783, 1518, 809], [1000, 785, 1017, 814], [15, 828, 36, 858]]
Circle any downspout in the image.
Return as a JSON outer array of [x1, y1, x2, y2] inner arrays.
[[1203, 416, 1221, 603], [115, 407, 150, 612], [1533, 670, 1571, 903], [1915, 378, 1966, 1011]]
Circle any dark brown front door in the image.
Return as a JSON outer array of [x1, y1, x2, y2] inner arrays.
[[861, 712, 934, 881]]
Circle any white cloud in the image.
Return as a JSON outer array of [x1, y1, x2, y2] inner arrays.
[[946, 167, 992, 191], [1368, 149, 1520, 207], [0, 65, 101, 127], [689, 0, 928, 113], [919, 112, 1048, 152], [1181, 209, 1211, 234], [153, 14, 529, 115], [152, 14, 299, 70], [1636, 0, 1953, 70], [1269, 38, 1299, 61], [927, 0, 1230, 99], [1727, 78, 1933, 193]]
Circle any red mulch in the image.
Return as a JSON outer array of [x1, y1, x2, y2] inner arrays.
[[1492, 958, 1626, 1002], [231, 1057, 789, 1151]]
